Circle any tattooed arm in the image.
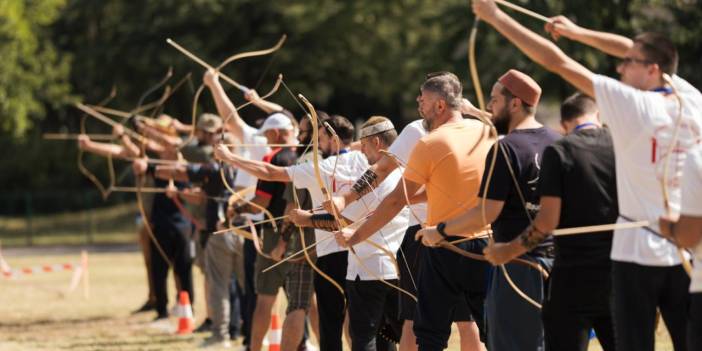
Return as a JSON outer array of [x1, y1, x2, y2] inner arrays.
[[483, 196, 561, 265]]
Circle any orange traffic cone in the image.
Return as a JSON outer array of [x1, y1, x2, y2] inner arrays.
[[176, 291, 194, 335], [267, 313, 282, 351]]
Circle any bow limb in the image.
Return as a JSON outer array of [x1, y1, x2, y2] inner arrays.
[[77, 87, 117, 200], [291, 176, 347, 306], [468, 17, 543, 309], [660, 75, 693, 276], [306, 97, 417, 303], [248, 217, 275, 260]]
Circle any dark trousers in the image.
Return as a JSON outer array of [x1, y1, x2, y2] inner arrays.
[[314, 251, 348, 351], [346, 278, 399, 351], [542, 265, 615, 351], [414, 238, 490, 351], [242, 239, 257, 346], [397, 226, 474, 322], [229, 274, 242, 339], [151, 218, 194, 318], [689, 293, 702, 350], [612, 261, 690, 351]]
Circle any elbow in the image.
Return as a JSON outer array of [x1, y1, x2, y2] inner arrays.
[[676, 230, 702, 249]]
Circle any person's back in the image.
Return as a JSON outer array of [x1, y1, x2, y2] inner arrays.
[[406, 118, 493, 226], [547, 127, 618, 266]]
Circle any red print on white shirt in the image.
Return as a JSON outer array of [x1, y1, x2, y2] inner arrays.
[[652, 122, 701, 187]]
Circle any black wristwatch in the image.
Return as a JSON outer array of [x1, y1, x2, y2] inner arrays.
[[436, 222, 449, 238]]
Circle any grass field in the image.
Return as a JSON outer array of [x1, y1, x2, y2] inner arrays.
[[0, 246, 674, 350]]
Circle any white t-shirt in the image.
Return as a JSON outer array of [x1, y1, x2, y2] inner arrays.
[[387, 119, 428, 226], [680, 145, 702, 292], [233, 124, 269, 222], [342, 169, 409, 280], [286, 150, 370, 256], [593, 74, 702, 266]]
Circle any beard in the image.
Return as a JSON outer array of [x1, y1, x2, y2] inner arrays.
[[491, 107, 511, 135]]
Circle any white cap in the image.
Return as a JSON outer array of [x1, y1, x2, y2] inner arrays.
[[258, 113, 294, 135]]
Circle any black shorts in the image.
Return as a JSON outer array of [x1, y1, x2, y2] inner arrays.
[[397, 225, 474, 322]]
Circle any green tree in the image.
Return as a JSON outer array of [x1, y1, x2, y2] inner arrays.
[[0, 0, 72, 137]]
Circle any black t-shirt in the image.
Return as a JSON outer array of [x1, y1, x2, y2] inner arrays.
[[479, 127, 561, 248], [256, 148, 298, 220], [187, 161, 236, 232], [149, 177, 188, 228], [539, 127, 618, 267]]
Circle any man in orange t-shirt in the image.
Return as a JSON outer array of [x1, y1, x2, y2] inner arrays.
[[341, 72, 494, 351]]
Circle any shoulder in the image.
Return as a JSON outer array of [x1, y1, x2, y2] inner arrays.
[[400, 119, 427, 136]]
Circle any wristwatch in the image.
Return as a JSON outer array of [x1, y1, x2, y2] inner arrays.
[[436, 222, 449, 238]]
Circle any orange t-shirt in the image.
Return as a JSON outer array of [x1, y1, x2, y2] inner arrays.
[[404, 119, 494, 227]]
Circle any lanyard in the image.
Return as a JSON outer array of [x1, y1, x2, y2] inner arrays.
[[574, 122, 598, 131], [651, 86, 673, 94]]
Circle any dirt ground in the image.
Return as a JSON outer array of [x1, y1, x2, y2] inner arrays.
[[0, 247, 673, 350]]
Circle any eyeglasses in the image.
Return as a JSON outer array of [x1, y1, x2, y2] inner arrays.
[[620, 57, 653, 66]]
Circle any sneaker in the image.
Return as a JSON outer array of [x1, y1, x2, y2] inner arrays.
[[195, 318, 212, 333], [199, 336, 232, 349], [131, 300, 156, 314]]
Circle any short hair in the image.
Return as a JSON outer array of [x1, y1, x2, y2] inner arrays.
[[560, 93, 597, 122], [421, 72, 463, 110], [325, 114, 355, 145], [633, 32, 678, 75], [500, 86, 536, 115], [360, 116, 398, 147]]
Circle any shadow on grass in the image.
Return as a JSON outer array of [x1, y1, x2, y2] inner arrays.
[[0, 315, 113, 328], [63, 335, 196, 349]]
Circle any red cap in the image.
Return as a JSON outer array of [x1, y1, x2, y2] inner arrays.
[[498, 69, 542, 106]]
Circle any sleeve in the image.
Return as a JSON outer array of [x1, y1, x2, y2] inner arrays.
[[286, 162, 317, 190], [592, 74, 658, 138], [537, 145, 565, 198], [478, 142, 513, 201], [388, 122, 423, 164], [681, 149, 702, 216], [403, 140, 430, 185], [256, 178, 279, 199], [256, 150, 296, 199]]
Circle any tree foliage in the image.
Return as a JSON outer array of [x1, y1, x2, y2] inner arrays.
[[0, 0, 72, 137], [1, 0, 701, 194]]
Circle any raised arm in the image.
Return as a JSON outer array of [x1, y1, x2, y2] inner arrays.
[[545, 15, 633, 59], [204, 69, 247, 142], [243, 89, 284, 115], [473, 0, 595, 97], [483, 196, 561, 264], [213, 144, 291, 182]]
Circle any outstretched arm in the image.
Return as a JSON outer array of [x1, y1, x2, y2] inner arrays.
[[243, 89, 284, 115], [473, 0, 595, 97], [415, 198, 504, 246], [324, 152, 399, 214], [342, 177, 423, 247], [483, 196, 561, 264], [545, 15, 633, 59], [213, 144, 290, 182]]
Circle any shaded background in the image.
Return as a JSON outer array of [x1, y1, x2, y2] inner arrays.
[[1, 0, 700, 222]]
